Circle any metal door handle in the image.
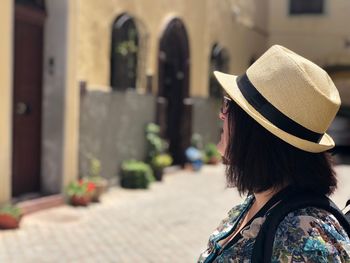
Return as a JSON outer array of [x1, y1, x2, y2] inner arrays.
[[15, 102, 30, 115]]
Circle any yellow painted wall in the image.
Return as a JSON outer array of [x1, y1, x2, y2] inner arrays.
[[268, 0, 350, 66], [330, 71, 350, 105], [207, 0, 268, 74], [0, 0, 13, 203], [62, 0, 79, 188], [0, 0, 268, 202], [77, 0, 268, 97]]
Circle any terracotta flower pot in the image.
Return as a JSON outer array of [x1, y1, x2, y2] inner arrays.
[[207, 156, 220, 165], [0, 214, 20, 230], [91, 180, 108, 202], [70, 195, 91, 206]]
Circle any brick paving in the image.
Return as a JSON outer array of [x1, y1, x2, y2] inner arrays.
[[1, 164, 350, 263]]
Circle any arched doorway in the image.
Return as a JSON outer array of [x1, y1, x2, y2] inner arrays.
[[12, 0, 46, 197], [157, 18, 191, 165]]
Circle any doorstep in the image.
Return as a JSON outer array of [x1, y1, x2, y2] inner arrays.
[[16, 194, 65, 215]]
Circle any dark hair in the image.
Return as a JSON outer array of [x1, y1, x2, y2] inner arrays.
[[225, 101, 337, 196]]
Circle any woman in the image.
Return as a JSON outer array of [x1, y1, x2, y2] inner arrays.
[[198, 45, 350, 262]]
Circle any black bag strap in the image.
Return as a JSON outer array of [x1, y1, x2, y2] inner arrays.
[[205, 186, 298, 263], [251, 192, 350, 263], [344, 200, 350, 222]]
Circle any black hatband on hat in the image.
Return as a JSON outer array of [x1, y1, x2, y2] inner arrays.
[[236, 74, 323, 143]]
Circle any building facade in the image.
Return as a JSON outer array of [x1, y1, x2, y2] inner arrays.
[[268, 0, 350, 104], [0, 0, 79, 204], [77, 0, 268, 180], [1, 0, 349, 205], [0, 0, 268, 204]]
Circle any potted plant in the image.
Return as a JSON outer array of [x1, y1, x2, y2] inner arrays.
[[151, 153, 173, 181], [145, 123, 168, 163], [120, 160, 155, 189], [85, 157, 108, 202], [185, 146, 204, 171], [86, 176, 108, 202], [185, 133, 204, 171], [66, 179, 96, 206], [0, 204, 23, 230], [204, 143, 221, 165]]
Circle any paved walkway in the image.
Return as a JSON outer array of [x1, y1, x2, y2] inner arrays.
[[1, 165, 350, 263]]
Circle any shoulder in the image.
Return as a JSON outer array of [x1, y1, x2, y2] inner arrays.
[[272, 207, 350, 263], [209, 195, 253, 239], [228, 195, 254, 220]]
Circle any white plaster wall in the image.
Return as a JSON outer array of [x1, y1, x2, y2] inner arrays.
[[42, 0, 69, 194]]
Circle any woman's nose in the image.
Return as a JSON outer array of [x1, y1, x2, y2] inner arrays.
[[219, 112, 225, 120]]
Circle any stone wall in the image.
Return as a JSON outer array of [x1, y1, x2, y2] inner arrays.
[[192, 97, 222, 146], [79, 89, 155, 184], [79, 88, 225, 182]]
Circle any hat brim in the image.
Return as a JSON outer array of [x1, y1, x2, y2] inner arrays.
[[214, 71, 335, 153]]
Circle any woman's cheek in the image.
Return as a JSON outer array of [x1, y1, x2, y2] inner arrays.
[[217, 136, 226, 157]]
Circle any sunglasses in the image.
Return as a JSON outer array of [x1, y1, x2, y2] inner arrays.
[[220, 96, 232, 115]]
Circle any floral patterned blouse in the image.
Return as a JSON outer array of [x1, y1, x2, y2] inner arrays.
[[198, 195, 350, 263]]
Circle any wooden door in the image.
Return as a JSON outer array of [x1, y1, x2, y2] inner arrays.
[[157, 18, 191, 165], [12, 5, 45, 197]]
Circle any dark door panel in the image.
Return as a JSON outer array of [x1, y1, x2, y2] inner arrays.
[[157, 18, 191, 165], [12, 5, 45, 197]]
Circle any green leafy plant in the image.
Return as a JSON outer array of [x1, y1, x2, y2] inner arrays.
[[86, 157, 106, 185], [89, 157, 101, 178], [151, 154, 173, 181], [205, 143, 220, 158], [145, 122, 160, 134], [151, 154, 173, 169], [145, 123, 168, 162], [66, 179, 97, 206], [120, 160, 155, 189], [116, 40, 138, 56], [204, 143, 221, 164], [87, 157, 108, 202], [66, 179, 96, 197]]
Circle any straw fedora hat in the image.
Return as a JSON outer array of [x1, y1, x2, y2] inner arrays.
[[214, 45, 341, 153]]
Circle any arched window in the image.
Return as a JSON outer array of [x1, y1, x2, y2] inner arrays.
[[110, 13, 139, 90], [209, 43, 229, 98]]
